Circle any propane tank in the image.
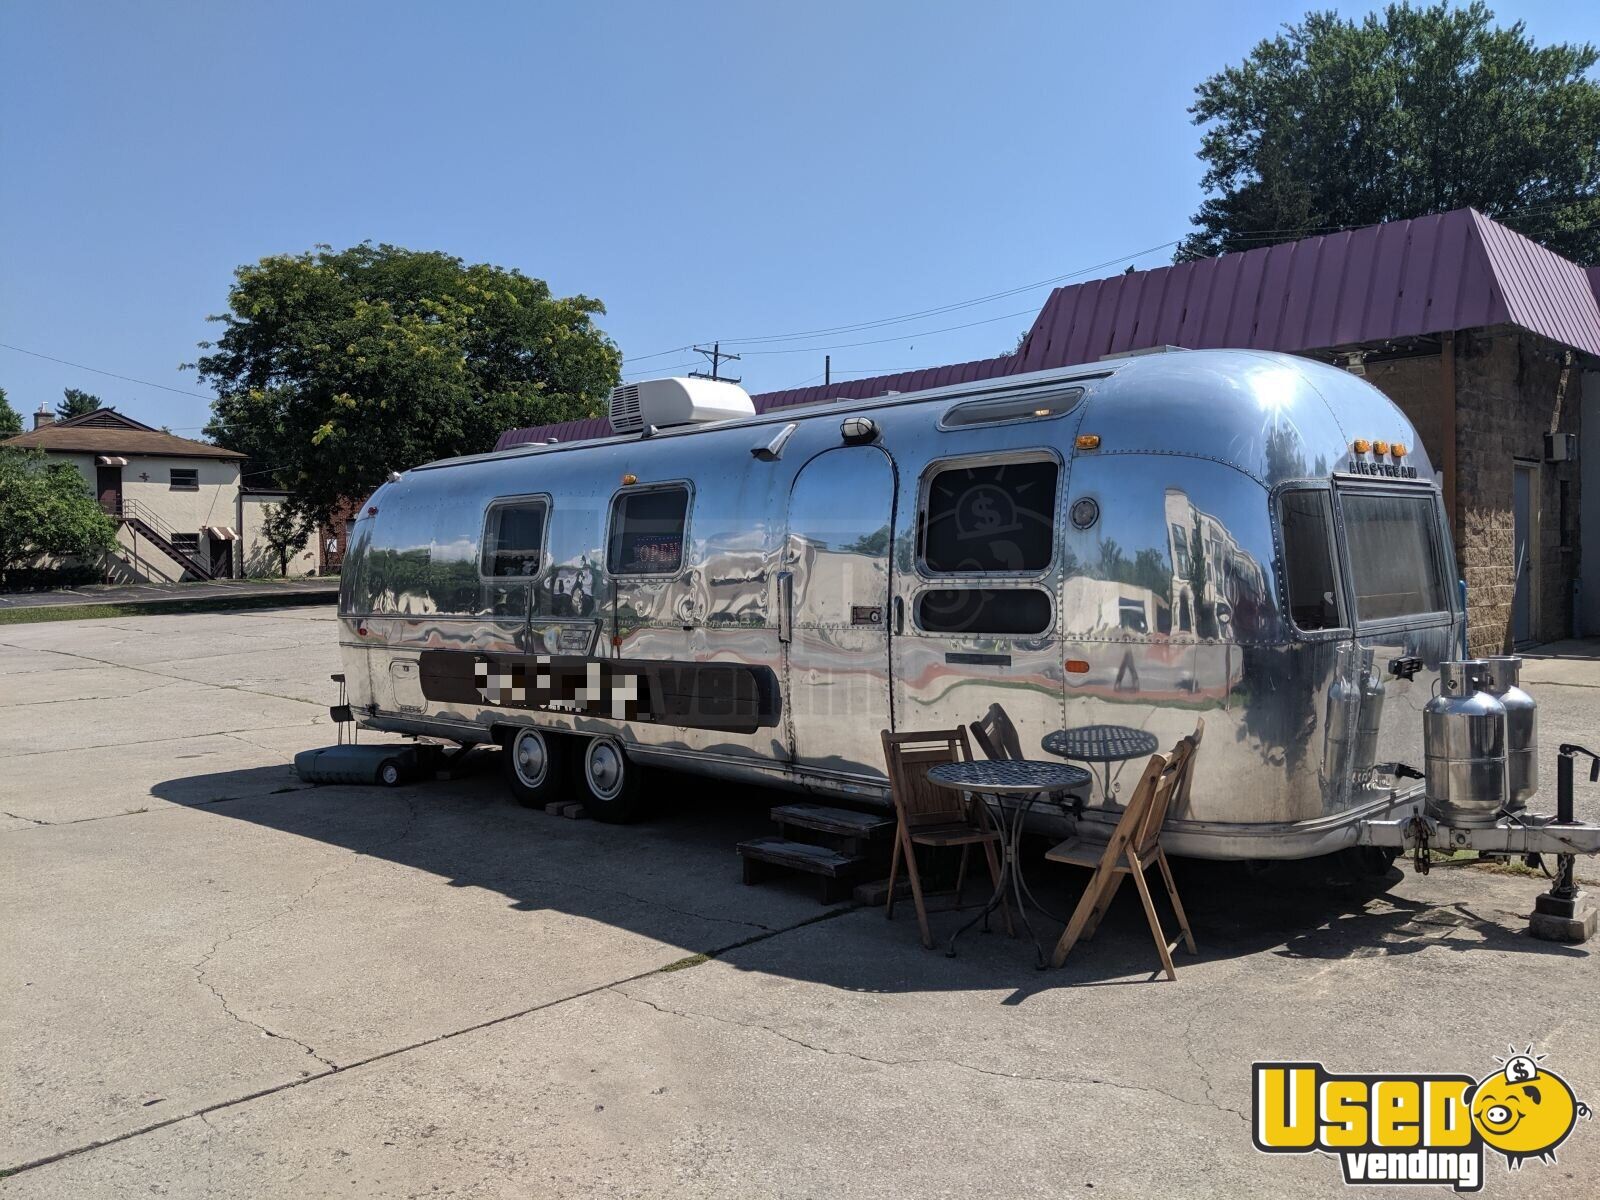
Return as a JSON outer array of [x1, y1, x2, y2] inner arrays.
[[1322, 644, 1361, 791], [1424, 659, 1508, 827], [1353, 646, 1385, 779], [1482, 656, 1537, 809]]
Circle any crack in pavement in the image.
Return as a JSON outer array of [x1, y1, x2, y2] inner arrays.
[[189, 792, 423, 1075], [551, 872, 776, 933], [1181, 1011, 1249, 1123], [0, 677, 187, 709], [0, 720, 326, 761], [0, 894, 856, 1181], [612, 986, 1246, 1123], [0, 639, 329, 714], [2, 808, 51, 826]]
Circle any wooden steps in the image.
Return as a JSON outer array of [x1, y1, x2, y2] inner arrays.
[[737, 802, 893, 904], [739, 837, 864, 903]]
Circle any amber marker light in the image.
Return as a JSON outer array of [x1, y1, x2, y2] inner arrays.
[[1075, 434, 1101, 450], [1351, 438, 1371, 454], [621, 473, 638, 485], [1373, 440, 1390, 456], [1065, 659, 1090, 674], [1392, 442, 1407, 457]]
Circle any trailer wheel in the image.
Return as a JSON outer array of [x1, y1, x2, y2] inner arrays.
[[573, 736, 647, 823], [502, 727, 566, 808], [378, 759, 403, 787]]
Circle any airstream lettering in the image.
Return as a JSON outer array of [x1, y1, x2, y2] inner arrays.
[[339, 349, 1463, 852]]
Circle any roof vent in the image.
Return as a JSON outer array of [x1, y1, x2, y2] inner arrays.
[[608, 377, 756, 434]]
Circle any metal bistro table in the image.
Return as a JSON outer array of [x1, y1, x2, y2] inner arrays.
[[1042, 724, 1160, 806], [926, 759, 1092, 969]]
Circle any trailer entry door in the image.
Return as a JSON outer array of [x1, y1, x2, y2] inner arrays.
[[783, 446, 898, 778]]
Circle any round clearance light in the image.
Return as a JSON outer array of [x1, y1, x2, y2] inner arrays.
[[1392, 442, 1407, 458], [841, 416, 879, 444], [1070, 497, 1100, 530], [621, 473, 638, 485], [1075, 433, 1101, 451], [1373, 440, 1390, 456], [1351, 438, 1372, 455]]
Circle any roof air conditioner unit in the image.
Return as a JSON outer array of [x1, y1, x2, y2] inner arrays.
[[609, 377, 756, 434]]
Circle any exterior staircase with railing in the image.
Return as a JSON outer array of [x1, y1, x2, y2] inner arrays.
[[115, 499, 216, 581]]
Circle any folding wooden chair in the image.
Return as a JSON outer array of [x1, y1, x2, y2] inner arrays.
[[881, 728, 1010, 949], [969, 702, 1025, 762], [1046, 734, 1197, 980], [1169, 718, 1205, 818]]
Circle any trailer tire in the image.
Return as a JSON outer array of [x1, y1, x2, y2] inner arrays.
[[573, 736, 648, 823], [378, 759, 403, 787], [502, 727, 567, 808]]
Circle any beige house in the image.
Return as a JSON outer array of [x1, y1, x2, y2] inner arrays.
[[3, 406, 317, 582]]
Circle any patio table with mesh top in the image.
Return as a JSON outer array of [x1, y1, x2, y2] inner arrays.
[[925, 759, 1091, 969], [1041, 724, 1160, 806]]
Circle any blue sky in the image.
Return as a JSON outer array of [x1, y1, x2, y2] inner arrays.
[[1, 1, 1591, 435]]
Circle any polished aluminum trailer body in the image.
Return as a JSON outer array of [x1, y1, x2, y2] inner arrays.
[[338, 349, 1463, 859]]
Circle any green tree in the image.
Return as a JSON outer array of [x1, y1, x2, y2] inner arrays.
[[0, 387, 21, 436], [1180, 3, 1600, 261], [0, 448, 119, 582], [193, 243, 622, 527], [57, 388, 103, 421], [259, 503, 312, 578]]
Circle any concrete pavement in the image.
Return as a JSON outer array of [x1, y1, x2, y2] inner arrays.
[[2, 608, 1597, 1197]]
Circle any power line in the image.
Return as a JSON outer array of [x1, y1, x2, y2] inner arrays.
[[734, 305, 1038, 356], [713, 240, 1182, 347], [621, 239, 1180, 364], [0, 342, 218, 401]]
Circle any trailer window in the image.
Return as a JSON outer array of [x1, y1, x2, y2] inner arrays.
[[921, 457, 1058, 574], [916, 587, 1052, 635], [481, 499, 547, 578], [1341, 491, 1449, 621], [1278, 490, 1343, 630], [609, 486, 689, 575]]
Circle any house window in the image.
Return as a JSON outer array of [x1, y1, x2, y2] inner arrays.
[[920, 456, 1058, 574], [1171, 523, 1190, 575], [170, 468, 199, 491], [481, 498, 548, 578], [608, 486, 689, 575], [171, 533, 200, 556]]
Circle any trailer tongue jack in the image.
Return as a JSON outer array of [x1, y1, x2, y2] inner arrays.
[[1529, 745, 1600, 943]]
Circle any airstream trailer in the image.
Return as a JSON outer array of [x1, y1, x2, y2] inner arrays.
[[338, 348, 1464, 859]]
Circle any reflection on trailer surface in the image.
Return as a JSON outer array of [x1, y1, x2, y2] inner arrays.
[[339, 349, 1462, 858]]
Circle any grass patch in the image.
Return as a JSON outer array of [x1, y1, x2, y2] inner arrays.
[[0, 588, 336, 625], [658, 953, 710, 973]]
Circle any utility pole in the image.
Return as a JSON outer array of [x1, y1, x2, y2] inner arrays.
[[690, 342, 740, 384], [824, 355, 830, 386]]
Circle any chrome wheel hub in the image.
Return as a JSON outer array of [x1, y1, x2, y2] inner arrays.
[[587, 740, 625, 800], [512, 731, 547, 787]]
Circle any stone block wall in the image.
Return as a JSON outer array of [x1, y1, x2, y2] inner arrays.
[[1448, 329, 1578, 652], [1360, 328, 1581, 654]]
